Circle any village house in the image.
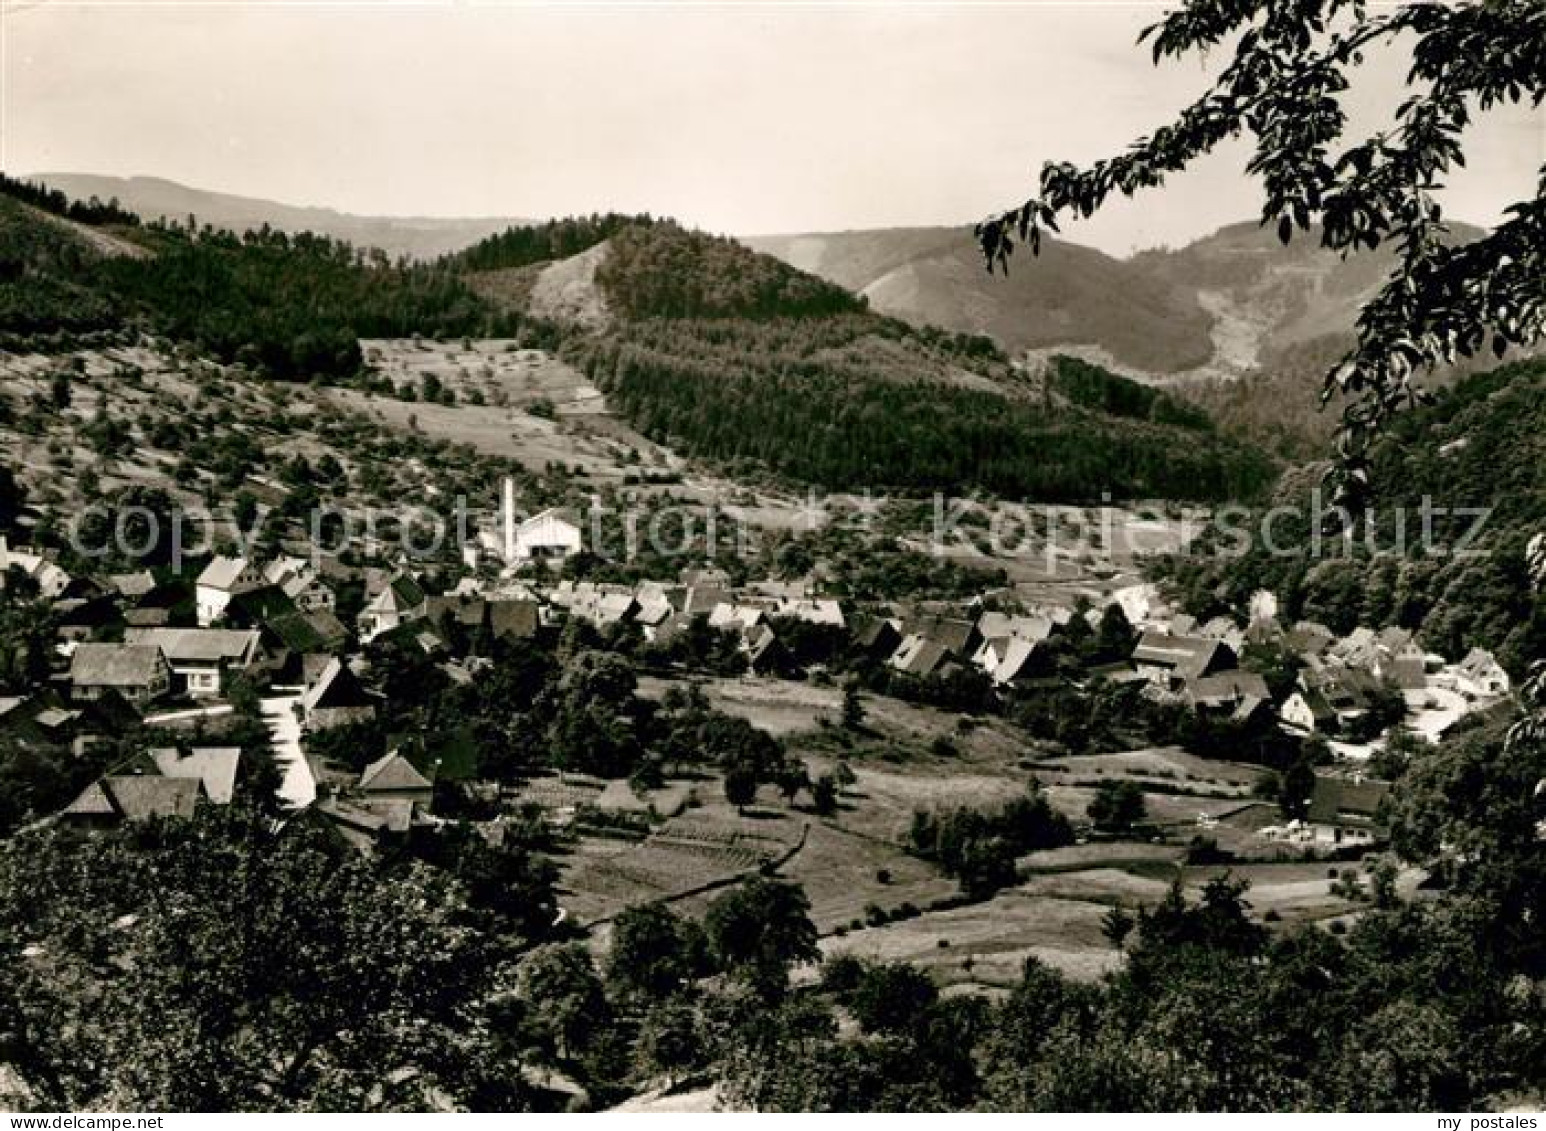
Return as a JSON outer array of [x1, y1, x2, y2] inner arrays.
[[1186, 669, 1271, 713], [0, 536, 72, 598], [744, 623, 787, 674], [358, 572, 428, 643], [774, 598, 846, 629], [1373, 639, 1429, 691], [1282, 664, 1386, 734], [357, 750, 435, 831], [632, 592, 677, 641], [556, 584, 637, 630], [512, 507, 584, 563], [68, 643, 171, 705], [300, 657, 379, 731], [680, 566, 731, 589], [974, 612, 1056, 648], [900, 613, 981, 661], [708, 601, 767, 633], [1455, 648, 1510, 699], [1196, 615, 1246, 653], [889, 634, 954, 679], [487, 598, 543, 642], [1305, 775, 1391, 846], [1285, 621, 1337, 660], [265, 608, 351, 657], [851, 615, 903, 661], [123, 627, 262, 699], [195, 555, 267, 626], [264, 556, 335, 612], [0, 694, 88, 750], [61, 775, 202, 827], [1281, 686, 1337, 733], [1131, 631, 1236, 688], [144, 746, 244, 806], [983, 637, 1055, 689], [106, 570, 157, 602]]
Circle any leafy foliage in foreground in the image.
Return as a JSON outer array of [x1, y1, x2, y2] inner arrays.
[[977, 0, 1546, 502], [0, 805, 555, 1111]]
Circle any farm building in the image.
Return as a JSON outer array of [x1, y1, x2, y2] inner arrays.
[[513, 507, 583, 563], [123, 628, 262, 699], [68, 644, 171, 705], [195, 555, 267, 626]]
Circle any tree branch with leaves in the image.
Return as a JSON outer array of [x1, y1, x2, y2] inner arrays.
[[976, 0, 1545, 507]]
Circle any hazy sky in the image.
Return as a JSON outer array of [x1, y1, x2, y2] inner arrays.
[[3, 0, 1541, 255]]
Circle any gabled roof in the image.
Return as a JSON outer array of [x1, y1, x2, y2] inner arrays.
[[1308, 776, 1390, 826], [901, 614, 976, 656], [123, 607, 172, 628], [426, 594, 487, 628], [633, 597, 674, 627], [890, 634, 951, 677], [63, 780, 117, 816], [976, 612, 1055, 644], [1287, 686, 1336, 723], [518, 507, 582, 533], [1132, 632, 1229, 680], [708, 602, 764, 631], [1459, 648, 1506, 678], [124, 628, 260, 665], [775, 598, 845, 628], [366, 573, 427, 616], [359, 751, 433, 793], [34, 707, 81, 730], [196, 555, 257, 593], [1375, 626, 1415, 652], [991, 638, 1045, 685], [149, 746, 242, 805], [267, 609, 349, 653], [1286, 621, 1336, 656], [683, 585, 729, 616], [1305, 663, 1380, 711], [1187, 670, 1271, 706], [1382, 655, 1426, 690], [107, 570, 157, 599], [69, 643, 166, 687], [851, 615, 902, 650], [65, 775, 201, 821], [488, 599, 541, 639], [745, 623, 783, 667], [302, 657, 376, 712], [263, 556, 311, 588]]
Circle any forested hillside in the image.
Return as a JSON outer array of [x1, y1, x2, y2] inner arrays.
[[1158, 359, 1546, 675], [0, 183, 524, 377], [1, 181, 1277, 503], [515, 222, 1277, 502], [449, 213, 652, 273]]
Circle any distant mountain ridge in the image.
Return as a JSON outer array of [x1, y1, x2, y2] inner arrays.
[[33, 175, 1490, 388], [30, 174, 536, 261], [747, 218, 1489, 382], [745, 227, 1218, 375]]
